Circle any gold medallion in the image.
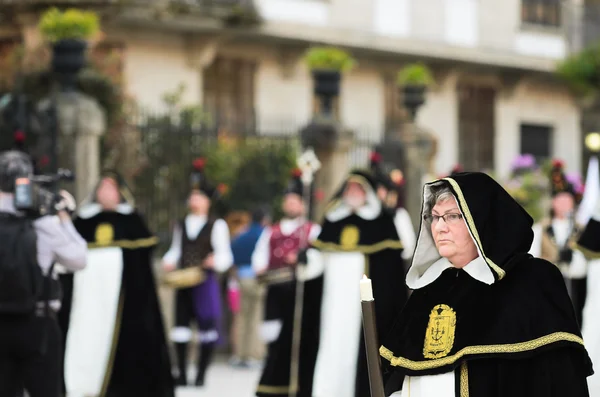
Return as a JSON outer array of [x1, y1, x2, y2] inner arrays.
[[423, 304, 457, 359], [340, 225, 360, 249], [95, 223, 114, 245]]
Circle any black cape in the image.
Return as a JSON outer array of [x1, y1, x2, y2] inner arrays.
[[578, 217, 600, 258], [312, 170, 408, 397], [381, 172, 592, 397], [64, 209, 175, 397]]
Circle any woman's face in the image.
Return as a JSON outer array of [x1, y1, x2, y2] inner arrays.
[[96, 177, 120, 210], [188, 190, 210, 214], [430, 196, 478, 268], [344, 182, 367, 209]]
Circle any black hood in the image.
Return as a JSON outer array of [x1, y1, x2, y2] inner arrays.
[[409, 172, 534, 286]]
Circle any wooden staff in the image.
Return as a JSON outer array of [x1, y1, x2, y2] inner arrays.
[[360, 274, 385, 397]]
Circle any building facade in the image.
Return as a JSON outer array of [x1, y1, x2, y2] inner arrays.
[[1, 0, 584, 177]]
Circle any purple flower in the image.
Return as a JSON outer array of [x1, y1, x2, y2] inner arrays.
[[511, 154, 536, 172]]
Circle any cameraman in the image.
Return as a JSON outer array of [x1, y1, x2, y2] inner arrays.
[[0, 151, 87, 397]]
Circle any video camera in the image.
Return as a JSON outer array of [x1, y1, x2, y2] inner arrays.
[[14, 169, 75, 217]]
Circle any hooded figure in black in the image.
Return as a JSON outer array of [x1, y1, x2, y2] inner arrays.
[[381, 172, 592, 397], [576, 192, 600, 396], [311, 169, 407, 397], [60, 170, 175, 397]]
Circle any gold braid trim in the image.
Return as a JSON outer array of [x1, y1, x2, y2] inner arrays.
[[380, 331, 584, 370], [256, 384, 298, 394], [575, 244, 600, 260], [88, 236, 159, 249], [460, 362, 469, 397], [99, 288, 125, 397], [312, 239, 403, 254], [443, 178, 506, 280]]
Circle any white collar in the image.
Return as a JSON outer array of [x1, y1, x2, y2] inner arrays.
[[406, 256, 494, 289], [78, 203, 133, 219], [325, 188, 381, 222]]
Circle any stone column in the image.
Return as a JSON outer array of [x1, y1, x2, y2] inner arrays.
[[44, 92, 106, 203], [300, 119, 354, 221]]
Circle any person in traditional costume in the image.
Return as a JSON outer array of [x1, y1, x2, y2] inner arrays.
[[370, 151, 417, 266], [381, 172, 592, 397], [310, 169, 407, 397], [61, 171, 175, 397], [575, 156, 600, 397], [161, 158, 234, 387], [530, 160, 587, 327], [253, 168, 323, 397]]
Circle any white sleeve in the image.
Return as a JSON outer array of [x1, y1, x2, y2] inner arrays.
[[252, 228, 272, 274], [308, 224, 321, 242], [211, 219, 234, 273], [529, 223, 543, 258], [162, 224, 182, 265], [569, 250, 588, 279], [34, 216, 88, 274], [395, 208, 416, 260]]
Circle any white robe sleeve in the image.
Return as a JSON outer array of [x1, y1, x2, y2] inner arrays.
[[569, 250, 588, 279], [162, 224, 182, 266], [299, 224, 324, 281], [529, 223, 543, 258], [395, 208, 416, 260], [252, 228, 272, 274], [211, 219, 233, 273]]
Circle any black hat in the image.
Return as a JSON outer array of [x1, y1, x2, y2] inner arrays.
[[96, 170, 135, 205], [190, 157, 216, 198], [283, 168, 304, 197], [370, 150, 393, 190], [550, 159, 576, 199]]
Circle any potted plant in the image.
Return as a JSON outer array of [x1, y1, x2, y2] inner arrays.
[[38, 7, 100, 90], [304, 46, 355, 114], [396, 62, 434, 120]]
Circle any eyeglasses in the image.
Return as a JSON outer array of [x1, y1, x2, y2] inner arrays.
[[423, 213, 463, 225]]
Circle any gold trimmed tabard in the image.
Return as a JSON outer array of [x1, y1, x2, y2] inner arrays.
[[312, 239, 403, 254], [380, 331, 584, 371], [88, 236, 159, 249], [423, 304, 457, 359]]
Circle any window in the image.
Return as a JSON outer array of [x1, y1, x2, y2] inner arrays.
[[521, 0, 561, 27], [457, 84, 496, 172], [520, 124, 552, 164], [203, 56, 256, 135]]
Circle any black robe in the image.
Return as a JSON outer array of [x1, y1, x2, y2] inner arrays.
[[61, 210, 175, 397], [312, 187, 408, 397], [381, 172, 592, 397], [578, 217, 600, 258], [256, 275, 324, 397], [256, 222, 324, 397]]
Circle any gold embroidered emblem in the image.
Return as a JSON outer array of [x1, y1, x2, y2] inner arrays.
[[340, 225, 360, 249], [95, 223, 114, 245], [423, 304, 457, 359]]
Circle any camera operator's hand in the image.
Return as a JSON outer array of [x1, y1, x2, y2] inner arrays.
[[56, 190, 76, 215], [162, 261, 176, 272]]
